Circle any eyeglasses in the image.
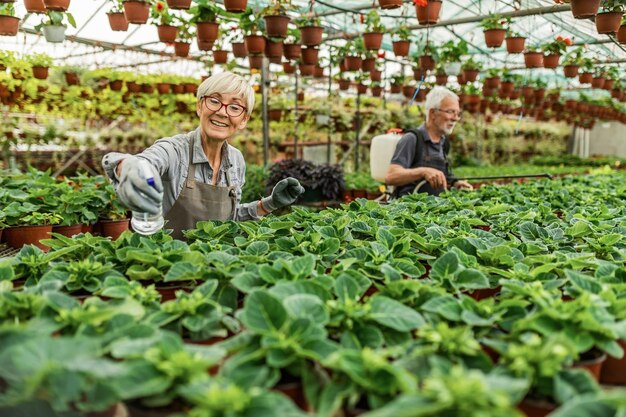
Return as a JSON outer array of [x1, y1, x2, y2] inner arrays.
[[435, 108, 463, 118], [203, 96, 247, 117]]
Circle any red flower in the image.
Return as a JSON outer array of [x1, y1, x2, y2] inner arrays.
[[413, 0, 428, 6], [359, 14, 364, 23], [156, 1, 164, 11], [556, 35, 563, 41], [564, 38, 572, 46], [377, 51, 386, 58]]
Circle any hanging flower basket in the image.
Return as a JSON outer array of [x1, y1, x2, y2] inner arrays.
[[248, 55, 263, 69], [363, 32, 383, 50], [108, 12, 129, 31], [166, 0, 191, 9], [43, 24, 66, 43], [378, 0, 402, 9], [390, 83, 402, 94], [603, 79, 614, 90], [157, 24, 177, 43], [370, 69, 381, 81], [595, 11, 623, 34], [338, 79, 350, 90], [543, 53, 560, 69], [123, 0, 150, 24], [392, 40, 410, 57], [505, 36, 525, 53], [24, 0, 47, 13], [300, 46, 319, 65], [264, 39, 283, 58], [500, 81, 514, 94], [418, 54, 435, 71], [232, 41, 248, 57], [283, 62, 296, 74], [224, 0, 248, 13], [570, 0, 601, 19], [196, 21, 218, 42], [43, 0, 70, 11], [361, 57, 375, 71], [443, 62, 461, 76], [523, 51, 543, 68], [174, 41, 190, 57], [371, 85, 383, 96], [300, 25, 323, 46], [579, 72, 593, 84], [357, 83, 368, 95], [343, 55, 362, 71], [591, 76, 605, 89], [483, 29, 505, 48], [415, 0, 442, 25], [618, 24, 626, 43], [462, 69, 479, 82], [126, 81, 141, 93], [244, 35, 266, 55], [264, 15, 290, 38], [0, 15, 19, 36], [435, 74, 448, 86], [197, 39, 214, 51], [299, 64, 315, 76], [283, 43, 301, 60], [32, 66, 49, 79], [485, 76, 500, 89], [563, 65, 579, 78]]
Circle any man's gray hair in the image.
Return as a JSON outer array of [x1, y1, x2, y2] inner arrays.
[[425, 86, 459, 122], [196, 71, 255, 116]]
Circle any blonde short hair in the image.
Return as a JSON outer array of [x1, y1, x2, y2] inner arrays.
[[196, 71, 255, 115]]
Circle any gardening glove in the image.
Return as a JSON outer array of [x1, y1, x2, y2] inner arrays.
[[117, 156, 163, 215], [261, 177, 305, 212]]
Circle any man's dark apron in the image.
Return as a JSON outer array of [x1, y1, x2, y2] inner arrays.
[[164, 140, 236, 239], [411, 131, 450, 196]]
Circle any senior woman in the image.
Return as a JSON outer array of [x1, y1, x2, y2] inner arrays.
[[102, 71, 304, 239]]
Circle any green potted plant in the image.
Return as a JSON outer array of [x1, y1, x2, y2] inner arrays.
[[173, 16, 193, 57], [579, 56, 595, 84], [0, 3, 19, 37], [505, 28, 526, 53], [122, 0, 152, 24], [107, 0, 129, 31], [26, 52, 53, 80], [391, 23, 412, 57], [240, 8, 264, 55], [523, 44, 544, 68], [189, 0, 222, 43], [415, 0, 443, 25], [562, 46, 584, 78], [35, 10, 77, 43], [260, 0, 296, 38], [98, 188, 130, 240], [295, 14, 323, 46], [480, 14, 510, 48], [362, 9, 385, 51], [283, 27, 301, 60], [461, 56, 482, 82], [438, 39, 468, 75], [151, 1, 177, 43], [541, 35, 571, 68], [596, 0, 626, 34]]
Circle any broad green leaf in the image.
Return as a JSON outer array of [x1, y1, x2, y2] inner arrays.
[[335, 273, 362, 302], [420, 295, 462, 321], [376, 228, 396, 249], [565, 270, 602, 294], [232, 272, 266, 293], [368, 296, 424, 332], [554, 369, 600, 404], [163, 262, 200, 282], [245, 241, 270, 256], [241, 290, 287, 334], [283, 294, 329, 324], [519, 222, 547, 241], [566, 221, 594, 238], [288, 254, 316, 278], [455, 269, 490, 289], [431, 252, 459, 279]]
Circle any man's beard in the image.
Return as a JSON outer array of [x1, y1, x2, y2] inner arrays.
[[442, 123, 456, 135]]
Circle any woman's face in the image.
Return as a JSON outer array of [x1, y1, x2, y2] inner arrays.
[[196, 92, 249, 143]]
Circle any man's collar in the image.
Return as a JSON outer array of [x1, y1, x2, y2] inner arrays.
[[419, 123, 445, 143]]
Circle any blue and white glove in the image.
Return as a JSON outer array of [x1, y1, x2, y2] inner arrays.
[[117, 156, 163, 215], [261, 177, 305, 211]]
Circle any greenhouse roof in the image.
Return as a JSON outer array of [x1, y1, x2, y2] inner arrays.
[[3, 0, 625, 80]]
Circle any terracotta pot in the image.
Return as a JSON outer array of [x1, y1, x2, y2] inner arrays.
[[370, 70, 381, 82], [402, 85, 415, 99], [592, 76, 605, 89], [174, 41, 190, 57], [99, 219, 129, 240], [392, 40, 410, 56], [371, 86, 382, 97], [413, 67, 426, 80], [563, 65, 579, 78], [283, 62, 296, 74], [523, 51, 543, 68], [500, 81, 514, 94], [363, 32, 383, 50], [64, 72, 79, 85], [264, 39, 283, 58], [505, 36, 525, 53], [611, 89, 623, 100], [485, 76, 500, 89], [196, 21, 219, 43], [248, 55, 263, 69], [518, 398, 557, 417], [343, 55, 362, 71], [601, 340, 626, 385], [223, 0, 247, 13], [231, 41, 247, 57], [166, 0, 191, 9], [573, 351, 606, 381], [141, 83, 154, 93], [579, 72, 593, 84], [301, 46, 319, 65], [43, 0, 70, 11], [618, 24, 626, 43], [435, 74, 448, 85], [212, 49, 228, 64], [81, 224, 94, 234], [483, 29, 506, 48], [109, 79, 123, 91], [570, 0, 601, 18], [603, 79, 614, 90], [24, 0, 47, 13], [419, 54, 435, 71], [196, 38, 214, 51], [264, 14, 290, 38], [31, 66, 49, 80], [595, 11, 622, 34], [338, 79, 350, 90], [463, 69, 479, 82], [415, 0, 442, 25], [0, 16, 19, 36], [108, 12, 129, 31], [390, 84, 401, 94], [298, 64, 314, 76], [360, 57, 375, 71], [183, 82, 196, 94], [123, 1, 150, 24], [268, 109, 282, 122], [356, 83, 367, 95], [5, 225, 52, 251], [171, 83, 184, 94], [283, 43, 301, 60], [157, 25, 177, 43], [275, 381, 307, 411], [126, 81, 141, 93], [300, 25, 323, 46], [378, 0, 402, 8], [244, 35, 265, 55], [543, 53, 559, 69]]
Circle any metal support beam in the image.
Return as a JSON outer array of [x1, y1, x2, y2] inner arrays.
[[294, 69, 299, 160], [261, 57, 270, 167], [327, 69, 332, 164], [74, 0, 107, 37], [326, 4, 571, 41], [354, 91, 361, 172]]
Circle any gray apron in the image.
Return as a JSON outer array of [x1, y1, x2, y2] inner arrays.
[[416, 141, 449, 196], [164, 139, 236, 239]]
